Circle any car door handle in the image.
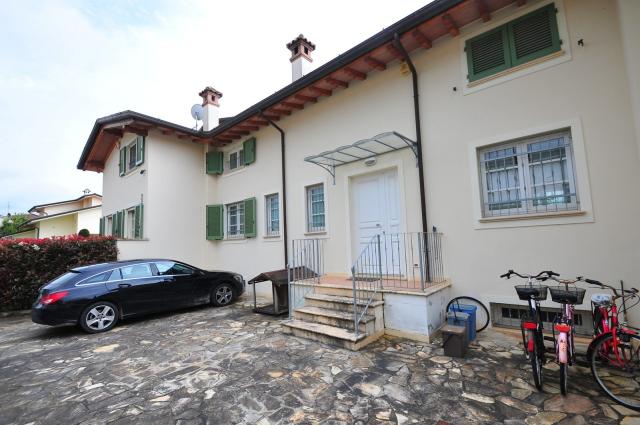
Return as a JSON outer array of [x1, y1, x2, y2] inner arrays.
[[118, 283, 132, 288]]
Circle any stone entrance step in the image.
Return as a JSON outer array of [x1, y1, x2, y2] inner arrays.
[[282, 319, 381, 351], [304, 293, 384, 313], [293, 305, 375, 333]]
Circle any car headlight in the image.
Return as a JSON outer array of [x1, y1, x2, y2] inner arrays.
[[233, 274, 244, 283]]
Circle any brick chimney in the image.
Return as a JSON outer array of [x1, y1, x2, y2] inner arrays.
[[198, 87, 223, 131], [286, 34, 315, 82]]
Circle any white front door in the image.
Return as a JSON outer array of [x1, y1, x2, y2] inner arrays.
[[351, 168, 402, 274]]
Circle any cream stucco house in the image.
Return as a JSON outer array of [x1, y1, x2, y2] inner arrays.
[[77, 0, 640, 348], [8, 193, 103, 239]]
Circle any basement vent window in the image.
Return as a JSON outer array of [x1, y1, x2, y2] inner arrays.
[[490, 302, 593, 336], [465, 3, 561, 82]]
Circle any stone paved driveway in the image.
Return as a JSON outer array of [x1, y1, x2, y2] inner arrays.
[[0, 300, 637, 425]]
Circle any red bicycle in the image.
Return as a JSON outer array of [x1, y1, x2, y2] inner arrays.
[[583, 277, 640, 411]]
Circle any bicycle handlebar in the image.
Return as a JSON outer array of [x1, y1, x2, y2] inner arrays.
[[580, 277, 639, 298], [500, 270, 557, 280]]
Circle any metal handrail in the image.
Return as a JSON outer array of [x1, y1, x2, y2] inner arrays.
[[351, 232, 446, 337]]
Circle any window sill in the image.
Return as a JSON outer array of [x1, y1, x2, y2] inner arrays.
[[114, 238, 149, 242], [263, 234, 281, 239], [304, 231, 327, 236], [479, 210, 586, 223], [221, 167, 248, 178]]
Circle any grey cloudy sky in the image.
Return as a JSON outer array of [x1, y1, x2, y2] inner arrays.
[[0, 0, 429, 213]]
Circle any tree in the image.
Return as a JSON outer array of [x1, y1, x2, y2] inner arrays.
[[0, 214, 31, 236]]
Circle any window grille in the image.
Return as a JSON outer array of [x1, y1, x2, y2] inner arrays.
[[265, 194, 280, 236], [306, 184, 325, 232], [479, 131, 578, 217], [226, 202, 245, 238]]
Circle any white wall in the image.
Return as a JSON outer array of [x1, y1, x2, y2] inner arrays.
[[415, 0, 640, 322], [37, 214, 77, 238], [77, 207, 101, 234]]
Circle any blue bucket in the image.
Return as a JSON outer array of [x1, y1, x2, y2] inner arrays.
[[449, 304, 477, 342]]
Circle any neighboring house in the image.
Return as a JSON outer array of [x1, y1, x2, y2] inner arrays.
[[13, 193, 103, 238], [77, 0, 640, 347]]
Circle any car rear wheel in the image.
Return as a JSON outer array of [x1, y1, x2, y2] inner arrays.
[[211, 283, 235, 307], [79, 301, 118, 333]]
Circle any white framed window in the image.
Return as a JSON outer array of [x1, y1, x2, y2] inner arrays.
[[126, 208, 136, 239], [265, 193, 280, 236], [128, 143, 137, 171], [306, 184, 325, 232], [228, 148, 244, 171], [226, 201, 245, 238], [105, 216, 113, 236], [479, 131, 578, 218]]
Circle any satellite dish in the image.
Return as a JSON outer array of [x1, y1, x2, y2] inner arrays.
[[191, 104, 204, 121]]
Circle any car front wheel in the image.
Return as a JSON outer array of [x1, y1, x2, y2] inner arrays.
[[211, 283, 235, 307], [79, 301, 119, 333]]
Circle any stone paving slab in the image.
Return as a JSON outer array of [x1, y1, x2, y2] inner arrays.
[[0, 299, 636, 424]]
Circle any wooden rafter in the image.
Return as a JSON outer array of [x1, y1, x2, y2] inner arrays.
[[104, 128, 124, 137], [160, 128, 174, 135], [364, 56, 386, 71], [295, 94, 317, 103], [227, 129, 250, 135], [386, 44, 404, 60], [281, 101, 304, 110], [516, 0, 527, 5], [309, 86, 332, 97], [271, 108, 292, 115], [442, 13, 460, 37], [325, 77, 348, 88], [344, 67, 366, 80], [476, 0, 491, 22], [237, 124, 259, 131], [123, 125, 148, 136], [248, 118, 268, 126], [412, 29, 432, 49], [261, 113, 280, 121]]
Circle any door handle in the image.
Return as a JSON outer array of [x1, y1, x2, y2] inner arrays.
[[118, 283, 132, 288]]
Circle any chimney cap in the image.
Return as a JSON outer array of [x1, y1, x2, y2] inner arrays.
[[286, 34, 316, 51], [286, 34, 316, 63], [199, 86, 223, 107]]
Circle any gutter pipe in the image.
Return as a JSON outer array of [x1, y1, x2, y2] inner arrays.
[[393, 33, 431, 282], [259, 112, 288, 268]]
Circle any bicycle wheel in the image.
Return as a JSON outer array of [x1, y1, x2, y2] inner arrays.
[[446, 296, 490, 332], [531, 341, 544, 391], [589, 331, 640, 411], [560, 363, 568, 395]]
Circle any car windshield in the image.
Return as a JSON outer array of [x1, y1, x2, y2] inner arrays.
[[46, 271, 81, 289]]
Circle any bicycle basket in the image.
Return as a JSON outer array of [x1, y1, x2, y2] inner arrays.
[[514, 285, 548, 301], [549, 286, 586, 305]]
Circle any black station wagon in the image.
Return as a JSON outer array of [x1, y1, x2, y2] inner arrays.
[[31, 259, 245, 333]]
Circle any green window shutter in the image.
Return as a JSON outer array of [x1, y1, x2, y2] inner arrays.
[[119, 148, 126, 176], [466, 25, 511, 82], [117, 210, 125, 237], [206, 205, 223, 240], [206, 151, 223, 175], [243, 137, 256, 165], [136, 136, 145, 166], [111, 214, 117, 236], [99, 217, 105, 236], [134, 204, 143, 239], [507, 4, 561, 67], [243, 197, 257, 238]]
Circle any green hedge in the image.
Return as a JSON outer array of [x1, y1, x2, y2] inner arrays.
[[0, 236, 118, 311]]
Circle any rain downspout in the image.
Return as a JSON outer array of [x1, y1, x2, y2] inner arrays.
[[393, 33, 431, 281], [259, 112, 288, 268]]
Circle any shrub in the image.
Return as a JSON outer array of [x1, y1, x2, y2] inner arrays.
[[0, 236, 118, 311], [78, 229, 90, 237]]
